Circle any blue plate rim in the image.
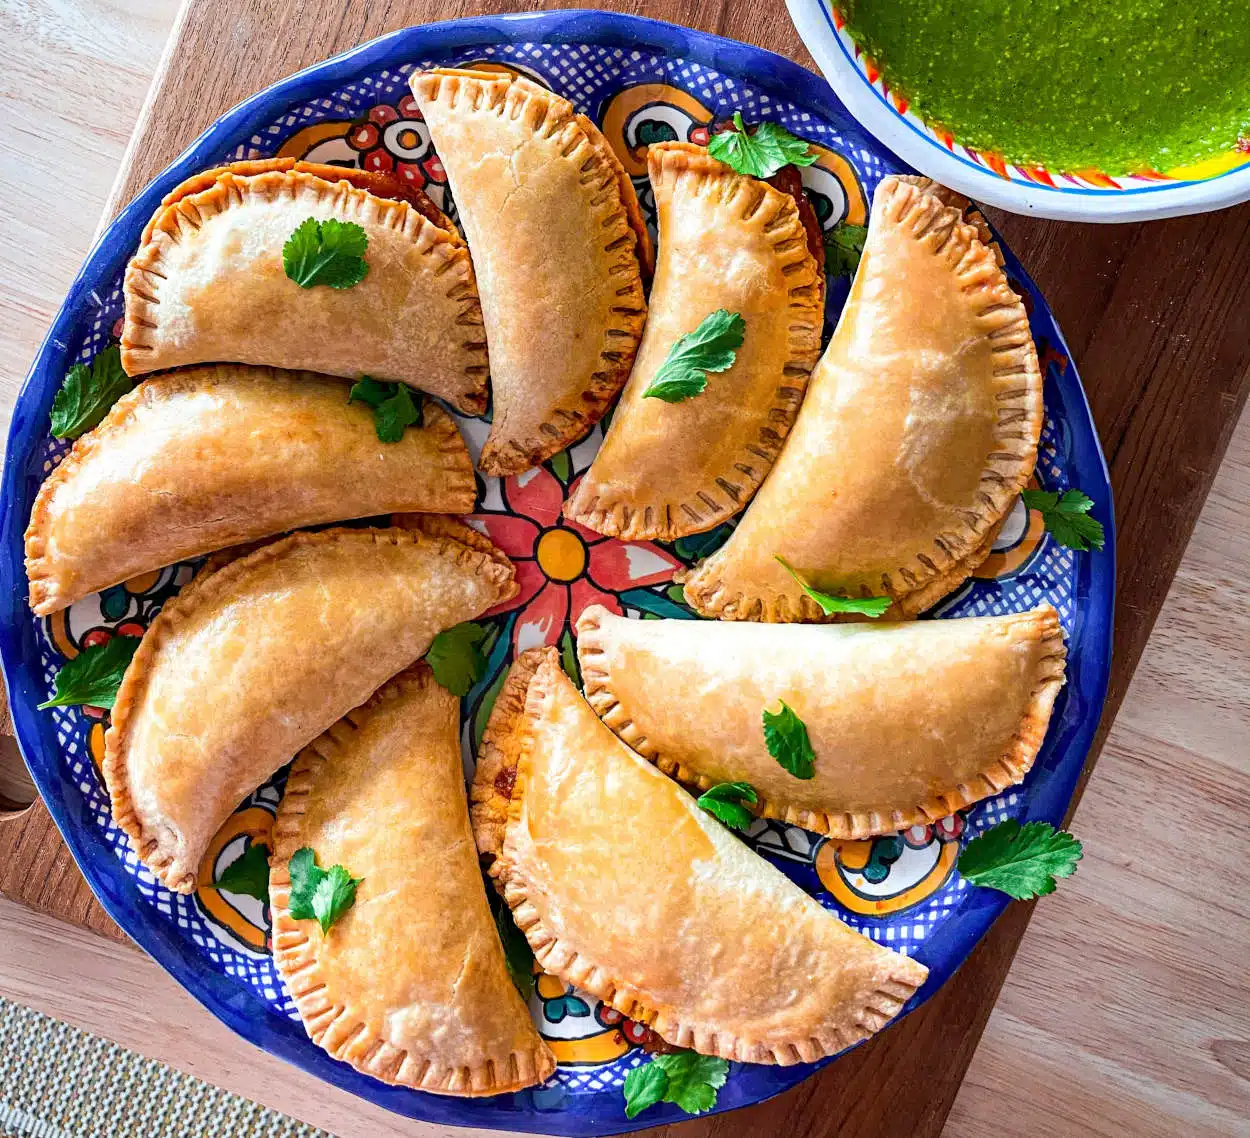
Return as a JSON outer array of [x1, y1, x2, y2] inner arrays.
[[0, 10, 1116, 1135]]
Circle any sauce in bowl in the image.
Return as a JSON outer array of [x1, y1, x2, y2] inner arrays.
[[834, 0, 1250, 175]]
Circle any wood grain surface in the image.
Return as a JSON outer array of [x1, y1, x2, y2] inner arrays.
[[0, 1, 1246, 1136]]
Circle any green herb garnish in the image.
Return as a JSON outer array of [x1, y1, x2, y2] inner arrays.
[[824, 222, 868, 279], [762, 700, 816, 780], [283, 217, 369, 289], [642, 309, 745, 403], [775, 556, 891, 618], [623, 1051, 729, 1119], [425, 621, 489, 697], [1021, 488, 1105, 552], [211, 842, 271, 903], [696, 782, 759, 832], [348, 376, 423, 443], [49, 345, 133, 440], [287, 847, 362, 935], [488, 887, 536, 1002], [707, 112, 818, 179], [958, 819, 1082, 900], [38, 636, 141, 710]]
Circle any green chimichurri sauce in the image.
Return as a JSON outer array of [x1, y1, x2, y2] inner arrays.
[[835, 0, 1250, 175]]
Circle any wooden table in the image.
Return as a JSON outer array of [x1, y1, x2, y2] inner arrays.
[[0, 2, 1247, 1136]]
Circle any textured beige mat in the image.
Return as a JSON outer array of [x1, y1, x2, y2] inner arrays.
[[0, 996, 332, 1138]]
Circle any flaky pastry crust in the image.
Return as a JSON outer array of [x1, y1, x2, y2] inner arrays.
[[680, 175, 1044, 621], [270, 664, 555, 1095], [410, 69, 649, 475], [471, 648, 928, 1065]]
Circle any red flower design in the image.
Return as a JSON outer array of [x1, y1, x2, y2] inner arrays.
[[469, 465, 681, 654], [345, 97, 444, 193]]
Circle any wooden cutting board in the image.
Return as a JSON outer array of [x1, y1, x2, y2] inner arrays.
[[2, 1, 1248, 1134]]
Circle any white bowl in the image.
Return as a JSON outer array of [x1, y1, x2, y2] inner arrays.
[[786, 0, 1250, 222]]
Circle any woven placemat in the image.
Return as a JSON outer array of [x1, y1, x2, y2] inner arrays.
[[0, 996, 333, 1138]]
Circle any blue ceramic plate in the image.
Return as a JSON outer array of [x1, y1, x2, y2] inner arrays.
[[0, 11, 1114, 1135]]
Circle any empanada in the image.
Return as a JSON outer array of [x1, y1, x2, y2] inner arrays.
[[26, 365, 475, 616], [681, 176, 1043, 621], [105, 521, 515, 893], [471, 647, 928, 1064], [565, 142, 823, 541], [121, 159, 488, 413], [271, 665, 555, 1095], [410, 69, 649, 475], [577, 605, 1066, 838]]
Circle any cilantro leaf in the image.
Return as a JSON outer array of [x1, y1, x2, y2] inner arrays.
[[958, 819, 1083, 900], [283, 217, 369, 289], [287, 847, 362, 935], [1022, 488, 1106, 552], [211, 841, 271, 903], [623, 1061, 669, 1119], [824, 222, 868, 279], [762, 700, 816, 779], [488, 887, 536, 1002], [425, 621, 490, 696], [49, 345, 133, 440], [707, 112, 818, 178], [642, 309, 745, 403], [349, 376, 423, 442], [623, 1052, 729, 1119], [775, 556, 891, 618], [696, 782, 759, 832], [38, 636, 141, 710], [652, 1053, 729, 1114]]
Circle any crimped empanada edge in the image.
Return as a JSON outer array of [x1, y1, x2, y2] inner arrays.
[[409, 69, 648, 476], [576, 604, 1067, 839], [564, 142, 825, 542], [269, 664, 556, 1096], [103, 525, 517, 894], [24, 367, 476, 616], [680, 173, 1045, 622], [470, 647, 928, 1065], [120, 163, 490, 414]]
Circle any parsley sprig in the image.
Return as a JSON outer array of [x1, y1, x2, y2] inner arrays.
[[1022, 488, 1105, 552], [958, 819, 1082, 900], [283, 217, 369, 289], [349, 377, 423, 443], [775, 556, 892, 618], [38, 636, 141, 710], [425, 621, 490, 697], [287, 847, 362, 935], [762, 700, 816, 780], [642, 309, 745, 403], [707, 112, 817, 179], [623, 1051, 729, 1119], [49, 344, 133, 440], [211, 841, 271, 903], [696, 782, 758, 832], [824, 222, 868, 279]]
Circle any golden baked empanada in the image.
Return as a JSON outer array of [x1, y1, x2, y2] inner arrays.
[[577, 605, 1066, 837], [121, 159, 488, 413], [471, 648, 928, 1064], [270, 665, 555, 1095], [410, 69, 649, 475], [565, 142, 823, 541], [105, 522, 515, 893], [681, 175, 1043, 621], [25, 365, 475, 616]]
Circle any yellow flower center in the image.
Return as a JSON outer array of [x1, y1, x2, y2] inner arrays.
[[536, 527, 587, 583], [396, 128, 421, 150]]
